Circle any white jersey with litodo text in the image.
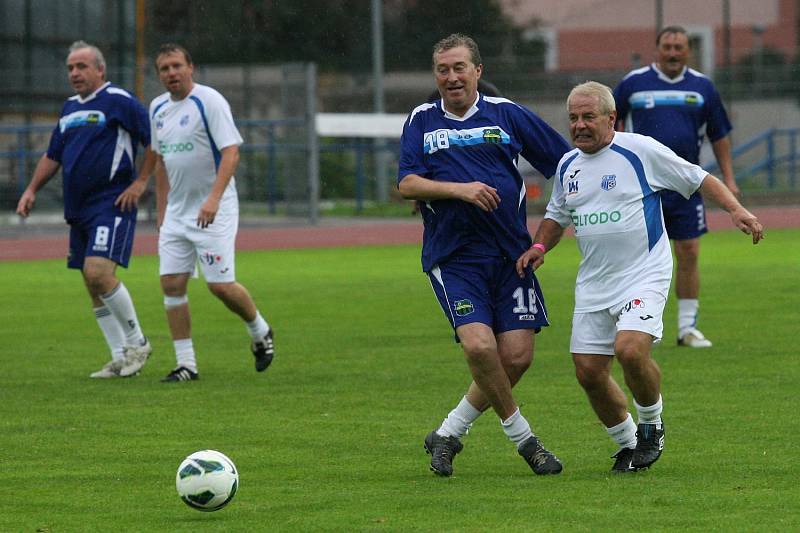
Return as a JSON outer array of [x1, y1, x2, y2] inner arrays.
[[545, 132, 707, 312], [150, 84, 243, 222]]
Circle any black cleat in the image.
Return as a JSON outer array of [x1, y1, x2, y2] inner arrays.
[[518, 436, 563, 475], [611, 447, 637, 473], [161, 366, 199, 382], [424, 430, 463, 477], [252, 329, 274, 372], [632, 422, 664, 469]]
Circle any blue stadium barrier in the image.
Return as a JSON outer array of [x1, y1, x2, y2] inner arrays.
[[704, 127, 798, 189], [1, 120, 400, 214]]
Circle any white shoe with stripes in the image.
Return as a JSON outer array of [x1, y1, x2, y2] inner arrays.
[[119, 338, 153, 377]]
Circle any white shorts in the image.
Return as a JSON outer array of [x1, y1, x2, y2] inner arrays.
[[158, 215, 238, 283], [570, 288, 667, 355]]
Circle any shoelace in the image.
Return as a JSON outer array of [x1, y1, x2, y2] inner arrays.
[[435, 440, 457, 461]]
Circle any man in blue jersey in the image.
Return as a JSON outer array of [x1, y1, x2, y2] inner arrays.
[[398, 34, 570, 477], [613, 26, 740, 348], [520, 82, 762, 472], [149, 44, 274, 382], [16, 41, 154, 379]]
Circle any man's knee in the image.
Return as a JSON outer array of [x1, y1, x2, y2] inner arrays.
[[573, 359, 606, 390], [161, 274, 189, 296], [501, 347, 532, 377], [207, 281, 237, 301], [674, 239, 700, 266], [460, 335, 495, 365], [614, 337, 649, 368], [83, 263, 117, 295]]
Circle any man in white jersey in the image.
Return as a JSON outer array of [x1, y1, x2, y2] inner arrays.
[[150, 43, 274, 382], [518, 82, 763, 472]]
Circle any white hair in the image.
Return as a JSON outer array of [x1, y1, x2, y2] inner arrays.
[[567, 81, 616, 115], [68, 40, 106, 71]]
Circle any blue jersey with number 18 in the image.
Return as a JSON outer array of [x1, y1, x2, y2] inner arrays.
[[398, 93, 570, 272]]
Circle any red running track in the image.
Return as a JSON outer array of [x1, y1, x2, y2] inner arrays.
[[1, 205, 798, 262]]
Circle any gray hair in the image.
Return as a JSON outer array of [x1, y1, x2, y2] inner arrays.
[[432, 33, 482, 67], [68, 40, 106, 71], [567, 81, 616, 115]]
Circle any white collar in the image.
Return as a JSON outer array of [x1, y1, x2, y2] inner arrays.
[[73, 81, 110, 104], [443, 92, 481, 121], [652, 63, 686, 84]]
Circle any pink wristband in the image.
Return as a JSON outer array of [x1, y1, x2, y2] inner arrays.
[[531, 243, 547, 254]]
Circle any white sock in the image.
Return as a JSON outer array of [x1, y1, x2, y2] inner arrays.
[[501, 408, 534, 448], [174, 339, 197, 373], [677, 298, 699, 336], [100, 282, 146, 346], [436, 396, 482, 438], [606, 412, 637, 450], [94, 306, 126, 361], [634, 395, 663, 426], [245, 311, 270, 341]]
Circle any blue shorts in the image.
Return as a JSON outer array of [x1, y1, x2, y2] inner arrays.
[[68, 207, 137, 269], [427, 253, 549, 342], [661, 190, 708, 240]]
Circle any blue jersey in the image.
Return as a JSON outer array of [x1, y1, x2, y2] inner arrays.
[[398, 94, 570, 272], [47, 82, 150, 220], [613, 64, 731, 164]]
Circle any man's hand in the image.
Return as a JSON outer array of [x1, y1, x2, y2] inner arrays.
[[515, 247, 545, 277], [15, 189, 35, 218], [197, 197, 220, 228], [115, 180, 148, 211], [730, 207, 764, 244], [458, 182, 501, 212]]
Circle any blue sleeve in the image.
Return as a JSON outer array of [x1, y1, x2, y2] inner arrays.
[[46, 124, 63, 163], [118, 95, 151, 148], [397, 114, 427, 184], [516, 106, 571, 179], [704, 83, 732, 142]]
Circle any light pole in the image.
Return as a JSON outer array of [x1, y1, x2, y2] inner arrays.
[[372, 0, 388, 204]]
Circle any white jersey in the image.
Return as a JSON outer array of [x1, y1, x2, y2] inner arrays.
[[545, 132, 707, 312], [150, 84, 243, 222]]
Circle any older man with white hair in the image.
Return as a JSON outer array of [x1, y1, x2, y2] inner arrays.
[[519, 81, 763, 473]]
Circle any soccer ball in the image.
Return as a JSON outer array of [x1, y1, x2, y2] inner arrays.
[[175, 450, 239, 512]]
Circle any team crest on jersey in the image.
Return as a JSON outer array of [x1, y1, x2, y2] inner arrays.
[[567, 179, 579, 196], [454, 299, 474, 316], [482, 128, 502, 144], [601, 174, 616, 191], [180, 114, 190, 126]]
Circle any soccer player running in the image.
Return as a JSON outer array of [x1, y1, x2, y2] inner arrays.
[[519, 82, 763, 472], [149, 44, 274, 382], [613, 26, 740, 348], [398, 34, 571, 477], [16, 41, 154, 379]]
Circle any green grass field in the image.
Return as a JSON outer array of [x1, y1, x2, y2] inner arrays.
[[1, 228, 798, 532]]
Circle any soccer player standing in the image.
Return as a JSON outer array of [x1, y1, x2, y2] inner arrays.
[[149, 44, 274, 382], [16, 41, 153, 379], [398, 34, 570, 476], [613, 26, 740, 348], [519, 82, 762, 472]]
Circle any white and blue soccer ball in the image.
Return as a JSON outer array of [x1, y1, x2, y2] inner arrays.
[[175, 450, 239, 512]]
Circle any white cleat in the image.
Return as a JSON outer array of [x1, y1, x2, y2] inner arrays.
[[677, 328, 712, 348], [90, 359, 125, 378], [119, 338, 153, 377]]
